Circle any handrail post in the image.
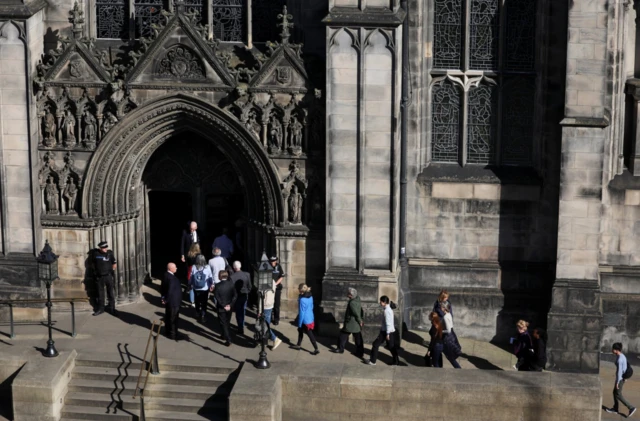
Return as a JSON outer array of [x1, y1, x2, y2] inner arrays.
[[150, 332, 159, 375], [71, 301, 76, 338], [9, 303, 14, 339], [139, 391, 146, 421]]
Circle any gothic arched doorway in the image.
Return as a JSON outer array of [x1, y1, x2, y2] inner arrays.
[[143, 133, 246, 278]]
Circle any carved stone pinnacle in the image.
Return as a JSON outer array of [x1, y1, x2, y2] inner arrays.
[[277, 6, 294, 45], [69, 1, 85, 40]]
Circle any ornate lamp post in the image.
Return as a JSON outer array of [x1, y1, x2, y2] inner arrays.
[[253, 252, 272, 369], [37, 240, 59, 358]]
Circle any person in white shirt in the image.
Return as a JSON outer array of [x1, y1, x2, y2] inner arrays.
[[212, 228, 234, 259], [208, 247, 227, 287], [441, 303, 461, 368], [366, 296, 399, 366]]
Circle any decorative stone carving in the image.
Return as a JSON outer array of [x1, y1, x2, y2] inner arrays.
[[45, 176, 60, 215], [63, 177, 78, 214], [157, 46, 206, 80], [289, 118, 303, 156], [69, 58, 85, 79], [82, 111, 97, 149], [61, 109, 76, 147], [281, 160, 308, 226], [276, 67, 292, 84], [101, 111, 118, 137], [268, 115, 283, 153], [288, 184, 303, 224], [42, 109, 57, 147]]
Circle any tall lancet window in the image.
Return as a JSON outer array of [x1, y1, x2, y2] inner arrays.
[[430, 0, 537, 166]]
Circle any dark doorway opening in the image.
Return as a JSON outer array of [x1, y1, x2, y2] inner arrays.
[[148, 191, 193, 279]]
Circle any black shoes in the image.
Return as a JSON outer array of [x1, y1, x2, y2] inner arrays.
[[238, 329, 245, 336], [224, 341, 232, 347], [291, 344, 301, 350], [630, 408, 637, 418], [272, 321, 279, 326], [93, 309, 104, 316], [311, 349, 320, 355], [331, 348, 344, 354]]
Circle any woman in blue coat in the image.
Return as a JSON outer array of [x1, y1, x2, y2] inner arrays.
[[292, 283, 319, 355]]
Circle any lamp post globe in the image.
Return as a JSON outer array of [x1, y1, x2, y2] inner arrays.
[[254, 252, 272, 369], [37, 240, 59, 358]]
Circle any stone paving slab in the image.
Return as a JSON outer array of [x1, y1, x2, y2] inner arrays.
[[0, 280, 637, 421]]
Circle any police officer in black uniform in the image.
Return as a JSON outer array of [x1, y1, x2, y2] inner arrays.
[[270, 256, 285, 325], [92, 241, 117, 316]]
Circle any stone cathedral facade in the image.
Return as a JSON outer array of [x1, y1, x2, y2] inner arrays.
[[0, 0, 639, 372]]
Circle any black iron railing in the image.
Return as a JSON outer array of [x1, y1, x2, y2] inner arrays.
[[0, 297, 89, 339], [133, 319, 163, 421]]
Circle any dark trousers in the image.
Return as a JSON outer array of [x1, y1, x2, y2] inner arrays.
[[297, 325, 318, 350], [218, 309, 232, 343], [613, 380, 634, 411], [194, 290, 209, 319], [431, 342, 443, 367], [338, 331, 364, 357], [370, 331, 399, 365], [97, 275, 115, 311], [273, 287, 282, 322], [164, 305, 180, 338], [235, 294, 248, 330]]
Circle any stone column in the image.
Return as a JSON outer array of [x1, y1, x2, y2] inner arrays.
[[547, 0, 618, 373], [275, 231, 308, 318]]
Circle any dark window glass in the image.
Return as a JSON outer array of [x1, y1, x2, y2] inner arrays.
[[501, 77, 535, 165], [252, 0, 286, 43], [469, 0, 499, 70], [184, 0, 206, 25], [97, 0, 128, 39], [431, 80, 461, 163], [134, 0, 165, 39], [212, 0, 245, 42], [433, 0, 462, 70], [504, 0, 536, 72], [467, 83, 498, 164]]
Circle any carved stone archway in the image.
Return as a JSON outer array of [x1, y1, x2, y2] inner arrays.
[[80, 93, 285, 301]]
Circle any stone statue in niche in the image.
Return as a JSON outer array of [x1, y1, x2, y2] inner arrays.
[[42, 109, 57, 147], [288, 184, 303, 224], [245, 112, 257, 136], [268, 115, 283, 153], [45, 176, 59, 215], [101, 111, 118, 137], [63, 177, 78, 215], [83, 111, 97, 148], [291, 119, 303, 148], [61, 110, 76, 147]]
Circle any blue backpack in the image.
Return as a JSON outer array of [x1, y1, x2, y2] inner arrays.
[[193, 269, 207, 289]]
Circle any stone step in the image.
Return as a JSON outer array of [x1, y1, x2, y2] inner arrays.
[[64, 392, 227, 413], [75, 353, 237, 375], [68, 379, 231, 400], [72, 365, 233, 387], [61, 405, 224, 421]]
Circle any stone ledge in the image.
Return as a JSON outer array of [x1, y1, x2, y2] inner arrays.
[[418, 164, 542, 186], [323, 7, 406, 27]]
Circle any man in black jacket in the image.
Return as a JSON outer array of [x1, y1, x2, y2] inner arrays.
[[180, 221, 200, 263], [230, 261, 251, 336], [161, 263, 182, 340], [214, 271, 237, 346]]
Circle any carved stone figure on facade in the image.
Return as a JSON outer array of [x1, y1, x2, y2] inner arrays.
[[101, 111, 118, 137], [245, 112, 258, 137], [61, 110, 76, 147], [288, 184, 303, 224], [290, 118, 303, 156], [63, 177, 78, 215], [83, 111, 97, 148], [45, 176, 59, 215], [42, 109, 57, 147], [268, 115, 283, 153]]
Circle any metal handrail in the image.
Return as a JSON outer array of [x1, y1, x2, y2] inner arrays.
[[133, 319, 163, 421], [0, 297, 89, 338]]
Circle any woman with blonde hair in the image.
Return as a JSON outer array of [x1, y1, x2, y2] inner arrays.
[[292, 284, 319, 355], [433, 289, 453, 319], [185, 243, 201, 307], [512, 319, 533, 371]]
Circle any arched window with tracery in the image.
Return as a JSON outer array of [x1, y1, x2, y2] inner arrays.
[[429, 0, 538, 166], [94, 0, 285, 43]]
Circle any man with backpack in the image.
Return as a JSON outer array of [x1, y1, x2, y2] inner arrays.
[[189, 255, 213, 323], [605, 342, 636, 417]]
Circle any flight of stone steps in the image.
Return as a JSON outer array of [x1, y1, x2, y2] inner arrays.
[[60, 353, 239, 421]]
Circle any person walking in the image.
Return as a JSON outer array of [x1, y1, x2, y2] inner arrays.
[[292, 284, 319, 355], [262, 279, 282, 350], [212, 228, 234, 260], [185, 243, 200, 308], [441, 304, 461, 368], [605, 343, 636, 417], [512, 320, 533, 371], [230, 261, 251, 335], [270, 256, 285, 325], [333, 287, 364, 357], [189, 255, 213, 323], [530, 327, 547, 372], [433, 289, 453, 319], [91, 241, 117, 316], [366, 296, 399, 366], [181, 221, 200, 263], [427, 311, 444, 367], [209, 248, 227, 289], [161, 263, 182, 340], [213, 271, 237, 346]]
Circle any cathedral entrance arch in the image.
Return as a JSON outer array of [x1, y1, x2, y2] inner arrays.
[[81, 94, 284, 299]]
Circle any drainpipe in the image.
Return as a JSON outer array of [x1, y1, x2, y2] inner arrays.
[[399, 0, 410, 337]]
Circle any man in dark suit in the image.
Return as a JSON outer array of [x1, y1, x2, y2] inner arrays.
[[214, 271, 237, 346], [161, 262, 182, 340], [180, 221, 200, 263]]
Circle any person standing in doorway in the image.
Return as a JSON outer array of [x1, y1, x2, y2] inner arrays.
[[512, 320, 533, 371], [334, 287, 364, 357], [212, 228, 234, 260], [366, 296, 399, 366], [161, 263, 182, 340], [292, 284, 319, 355], [92, 241, 117, 316], [185, 243, 200, 308], [181, 221, 200, 263], [230, 261, 251, 335], [189, 254, 213, 323], [605, 343, 636, 417], [214, 271, 237, 346], [270, 256, 284, 325]]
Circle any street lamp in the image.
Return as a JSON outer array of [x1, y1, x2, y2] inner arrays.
[[37, 240, 59, 358], [253, 252, 272, 369]]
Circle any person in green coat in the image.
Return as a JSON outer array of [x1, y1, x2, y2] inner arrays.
[[333, 288, 364, 357]]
